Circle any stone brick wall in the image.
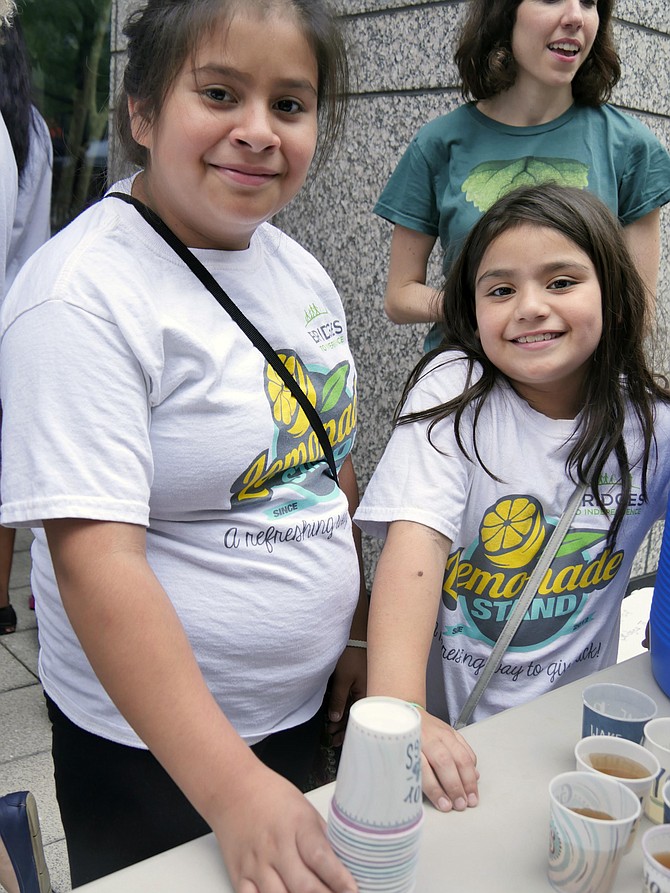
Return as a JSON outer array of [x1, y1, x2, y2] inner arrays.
[[110, 0, 670, 581]]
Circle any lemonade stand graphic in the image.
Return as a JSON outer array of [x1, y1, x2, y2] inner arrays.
[[231, 350, 356, 509], [441, 495, 623, 650]]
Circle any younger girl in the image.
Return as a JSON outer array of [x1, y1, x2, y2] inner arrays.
[[376, 0, 670, 348], [355, 185, 670, 816], [0, 2, 365, 891]]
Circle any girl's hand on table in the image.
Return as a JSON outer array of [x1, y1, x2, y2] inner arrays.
[[215, 763, 357, 893], [419, 710, 479, 813]]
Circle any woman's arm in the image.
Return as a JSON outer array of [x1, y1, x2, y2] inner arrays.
[[367, 519, 479, 812], [44, 518, 357, 893], [327, 455, 368, 741], [383, 225, 441, 325], [623, 208, 661, 313]]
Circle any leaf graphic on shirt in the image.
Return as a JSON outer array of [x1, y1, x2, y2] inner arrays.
[[321, 362, 349, 413], [555, 530, 607, 560], [462, 157, 589, 212]]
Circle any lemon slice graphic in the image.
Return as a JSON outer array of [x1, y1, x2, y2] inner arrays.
[[267, 354, 317, 438], [480, 496, 547, 569]]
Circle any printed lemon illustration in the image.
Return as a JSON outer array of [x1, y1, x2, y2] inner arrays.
[[480, 496, 547, 569], [267, 354, 317, 438]]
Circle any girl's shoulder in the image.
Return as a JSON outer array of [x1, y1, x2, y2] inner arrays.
[[255, 221, 341, 300], [650, 394, 670, 432], [1, 178, 186, 331], [403, 350, 483, 410], [256, 220, 328, 270]]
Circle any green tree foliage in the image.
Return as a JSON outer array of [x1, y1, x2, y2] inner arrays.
[[20, 0, 111, 227]]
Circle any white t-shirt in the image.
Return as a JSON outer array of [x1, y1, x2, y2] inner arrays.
[[0, 177, 360, 747], [6, 108, 51, 290], [0, 112, 17, 296], [355, 353, 670, 724]]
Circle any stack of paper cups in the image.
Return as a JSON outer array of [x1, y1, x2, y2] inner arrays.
[[650, 509, 670, 697], [328, 697, 423, 892]]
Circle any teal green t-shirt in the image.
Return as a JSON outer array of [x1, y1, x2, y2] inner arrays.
[[375, 102, 670, 348]]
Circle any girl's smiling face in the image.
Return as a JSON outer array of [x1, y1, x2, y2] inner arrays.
[[130, 9, 319, 250], [474, 223, 603, 419], [511, 0, 599, 98]]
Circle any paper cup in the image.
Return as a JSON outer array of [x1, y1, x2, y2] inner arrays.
[[327, 799, 424, 893], [644, 718, 670, 823], [642, 825, 670, 892], [548, 771, 641, 893], [582, 683, 657, 743], [333, 696, 422, 831], [575, 735, 660, 800], [575, 735, 660, 851]]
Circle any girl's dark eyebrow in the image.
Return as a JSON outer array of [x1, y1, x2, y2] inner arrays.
[[476, 260, 593, 288], [193, 64, 317, 96]]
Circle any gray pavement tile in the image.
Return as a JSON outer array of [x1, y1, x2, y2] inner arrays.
[[0, 752, 63, 847], [13, 528, 34, 552], [0, 753, 71, 890], [0, 640, 36, 691], [45, 838, 72, 893], [0, 629, 39, 678], [5, 586, 37, 633], [8, 548, 32, 590], [0, 685, 51, 762], [0, 760, 62, 849]]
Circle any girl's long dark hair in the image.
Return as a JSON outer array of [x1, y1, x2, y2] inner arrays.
[[0, 17, 38, 180], [396, 185, 670, 545]]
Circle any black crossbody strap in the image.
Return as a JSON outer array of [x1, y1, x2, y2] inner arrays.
[[108, 191, 338, 484]]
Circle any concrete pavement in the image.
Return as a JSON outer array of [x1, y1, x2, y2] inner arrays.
[[0, 528, 70, 892]]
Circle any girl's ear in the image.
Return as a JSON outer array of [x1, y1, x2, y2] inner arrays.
[[128, 96, 153, 150]]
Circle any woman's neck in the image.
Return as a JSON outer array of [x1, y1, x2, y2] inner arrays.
[[477, 82, 574, 127]]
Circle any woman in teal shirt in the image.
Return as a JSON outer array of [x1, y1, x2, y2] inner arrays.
[[376, 0, 670, 348]]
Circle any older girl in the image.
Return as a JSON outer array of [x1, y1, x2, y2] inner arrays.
[[0, 2, 366, 890]]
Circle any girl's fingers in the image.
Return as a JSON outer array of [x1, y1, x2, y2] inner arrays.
[[419, 715, 479, 812], [421, 750, 457, 812], [296, 823, 358, 892], [237, 871, 286, 893]]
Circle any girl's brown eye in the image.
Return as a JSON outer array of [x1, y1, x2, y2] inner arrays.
[[275, 98, 302, 114], [205, 87, 233, 102]]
